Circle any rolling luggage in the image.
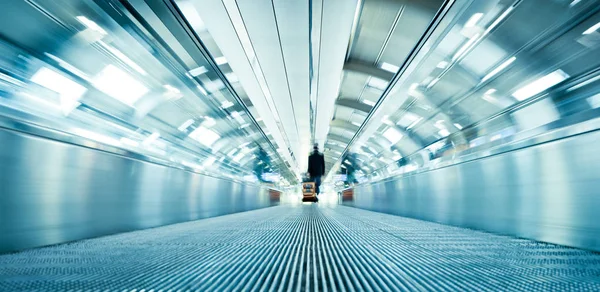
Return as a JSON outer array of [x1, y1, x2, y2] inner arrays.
[[302, 182, 318, 202]]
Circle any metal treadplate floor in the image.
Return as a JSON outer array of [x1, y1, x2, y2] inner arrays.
[[1, 205, 600, 291]]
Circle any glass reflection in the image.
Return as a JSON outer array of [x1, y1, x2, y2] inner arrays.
[[0, 0, 292, 186]]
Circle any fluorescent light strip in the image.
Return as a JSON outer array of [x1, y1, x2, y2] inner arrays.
[[73, 128, 121, 146], [570, 0, 583, 6], [362, 100, 375, 106], [178, 119, 195, 131], [484, 6, 514, 35], [381, 115, 394, 126], [512, 69, 569, 101], [368, 77, 389, 90], [452, 33, 480, 62], [44, 53, 91, 83], [583, 22, 600, 35], [464, 13, 483, 28], [143, 132, 160, 145], [203, 157, 216, 167], [383, 127, 403, 144], [221, 100, 234, 109], [407, 117, 422, 129], [189, 66, 208, 76], [427, 77, 440, 88], [450, 7, 514, 67], [380, 62, 399, 73], [481, 56, 516, 82], [189, 126, 220, 147], [202, 117, 216, 127], [197, 85, 208, 96], [76, 16, 107, 35], [485, 88, 497, 95], [567, 74, 600, 92], [92, 64, 148, 106], [214, 56, 228, 65], [120, 137, 139, 147], [231, 111, 245, 124], [98, 41, 147, 76]]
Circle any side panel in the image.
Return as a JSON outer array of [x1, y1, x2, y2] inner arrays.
[[0, 128, 274, 253], [348, 130, 600, 251]]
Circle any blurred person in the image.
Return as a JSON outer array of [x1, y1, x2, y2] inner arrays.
[[307, 143, 325, 196]]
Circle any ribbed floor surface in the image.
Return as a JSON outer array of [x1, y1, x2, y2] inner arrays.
[[1, 205, 600, 291]]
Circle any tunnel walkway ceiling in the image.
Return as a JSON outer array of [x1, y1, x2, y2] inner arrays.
[[1, 0, 600, 188]]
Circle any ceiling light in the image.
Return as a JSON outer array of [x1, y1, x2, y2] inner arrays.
[[189, 126, 220, 147], [221, 100, 234, 109], [368, 77, 389, 90], [73, 128, 120, 147], [225, 72, 239, 83], [233, 152, 245, 162], [76, 16, 107, 35], [583, 22, 600, 35], [204, 79, 225, 92], [407, 117, 423, 129], [570, 0, 583, 6], [427, 77, 440, 88], [178, 119, 195, 131], [454, 123, 463, 130], [202, 117, 216, 127], [231, 111, 245, 124], [381, 115, 394, 126], [351, 121, 362, 127], [380, 62, 399, 73], [203, 156, 216, 167], [197, 85, 208, 96], [452, 33, 480, 62], [567, 74, 600, 92], [464, 13, 484, 28], [92, 64, 148, 106], [485, 88, 497, 95], [436, 61, 449, 69], [44, 53, 90, 83], [214, 56, 228, 65], [177, 1, 206, 31], [143, 132, 160, 146], [97, 41, 147, 76], [163, 84, 182, 99], [434, 120, 446, 130], [481, 56, 516, 83], [362, 99, 376, 107], [189, 66, 208, 77], [485, 7, 514, 35], [383, 127, 403, 144], [512, 69, 569, 101], [397, 112, 420, 127], [227, 148, 238, 157], [438, 129, 450, 137], [120, 137, 139, 147], [30, 67, 87, 116]]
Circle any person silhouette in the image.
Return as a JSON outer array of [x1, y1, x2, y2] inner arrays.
[[307, 144, 325, 196]]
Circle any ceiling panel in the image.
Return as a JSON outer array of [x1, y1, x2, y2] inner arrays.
[[314, 0, 359, 149], [236, 0, 301, 166]]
